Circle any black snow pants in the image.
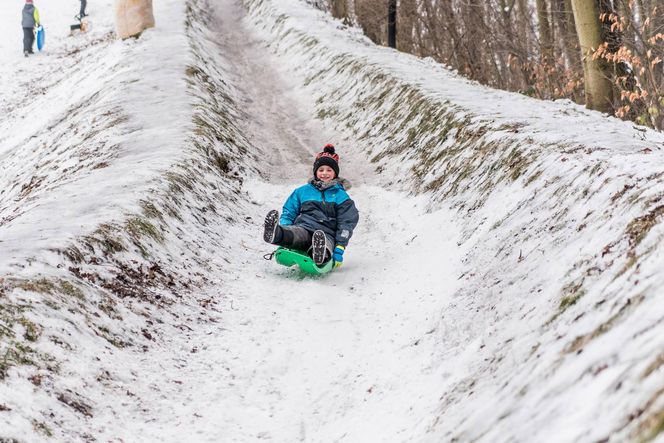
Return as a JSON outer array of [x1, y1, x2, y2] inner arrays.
[[275, 225, 333, 256], [23, 27, 34, 53], [80, 0, 87, 16]]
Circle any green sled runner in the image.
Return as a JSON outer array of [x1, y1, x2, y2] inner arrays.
[[274, 247, 334, 275]]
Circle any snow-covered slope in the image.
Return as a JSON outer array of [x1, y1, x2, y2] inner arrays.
[[1, 0, 262, 440], [244, 1, 664, 441], [0, 0, 663, 441]]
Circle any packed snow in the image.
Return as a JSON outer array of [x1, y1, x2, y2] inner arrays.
[[1, 0, 664, 442]]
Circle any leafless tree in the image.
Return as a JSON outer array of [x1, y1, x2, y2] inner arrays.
[[327, 0, 664, 129], [387, 0, 397, 48], [330, 0, 349, 23]]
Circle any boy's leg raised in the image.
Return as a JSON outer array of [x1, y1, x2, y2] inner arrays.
[[280, 226, 312, 251], [263, 210, 280, 243], [311, 230, 331, 265]]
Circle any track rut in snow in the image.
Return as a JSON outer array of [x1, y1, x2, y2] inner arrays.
[[119, 0, 462, 440]]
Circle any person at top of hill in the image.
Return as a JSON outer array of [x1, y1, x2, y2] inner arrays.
[[21, 0, 40, 57], [263, 144, 360, 267]]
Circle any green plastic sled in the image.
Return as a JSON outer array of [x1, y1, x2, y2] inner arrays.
[[274, 247, 334, 275]]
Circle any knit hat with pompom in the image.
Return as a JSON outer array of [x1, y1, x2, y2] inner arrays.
[[313, 144, 340, 178]]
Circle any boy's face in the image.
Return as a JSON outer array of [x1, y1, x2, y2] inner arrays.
[[316, 165, 335, 183]]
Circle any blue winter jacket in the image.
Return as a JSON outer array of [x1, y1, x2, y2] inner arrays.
[[280, 179, 359, 247]]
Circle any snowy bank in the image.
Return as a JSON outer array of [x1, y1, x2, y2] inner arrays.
[[244, 0, 664, 441], [0, 0, 259, 440]]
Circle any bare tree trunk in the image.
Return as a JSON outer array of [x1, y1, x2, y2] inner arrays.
[[396, 0, 419, 54], [636, 0, 649, 40], [536, 0, 554, 63], [418, 0, 442, 58], [388, 0, 397, 48], [498, 0, 528, 91], [482, 1, 506, 87], [460, 0, 489, 84], [437, 2, 463, 68], [650, 0, 664, 90], [561, 0, 580, 66], [330, 0, 348, 22], [556, 0, 583, 101], [354, 0, 384, 45], [499, 0, 515, 42], [571, 0, 614, 112], [114, 0, 155, 39], [516, 0, 533, 86], [552, 0, 573, 66], [654, 0, 664, 35]]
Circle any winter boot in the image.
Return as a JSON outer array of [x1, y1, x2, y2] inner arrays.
[[263, 210, 279, 243], [311, 230, 328, 265]]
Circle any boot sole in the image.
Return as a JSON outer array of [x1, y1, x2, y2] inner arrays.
[[263, 210, 279, 243], [312, 230, 327, 265]]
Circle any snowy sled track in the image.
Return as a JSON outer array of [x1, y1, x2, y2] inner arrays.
[[152, 1, 463, 440]]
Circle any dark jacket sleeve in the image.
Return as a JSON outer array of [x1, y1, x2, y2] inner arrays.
[[335, 198, 359, 247]]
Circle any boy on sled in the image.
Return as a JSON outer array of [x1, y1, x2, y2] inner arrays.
[[263, 144, 359, 269]]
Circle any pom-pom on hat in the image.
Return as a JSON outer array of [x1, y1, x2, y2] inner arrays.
[[313, 144, 340, 178]]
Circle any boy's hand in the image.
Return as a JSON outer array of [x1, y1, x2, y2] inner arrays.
[[333, 245, 345, 268]]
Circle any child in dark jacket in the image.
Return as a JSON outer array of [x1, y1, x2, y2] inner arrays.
[[263, 144, 359, 267], [21, 0, 40, 57]]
